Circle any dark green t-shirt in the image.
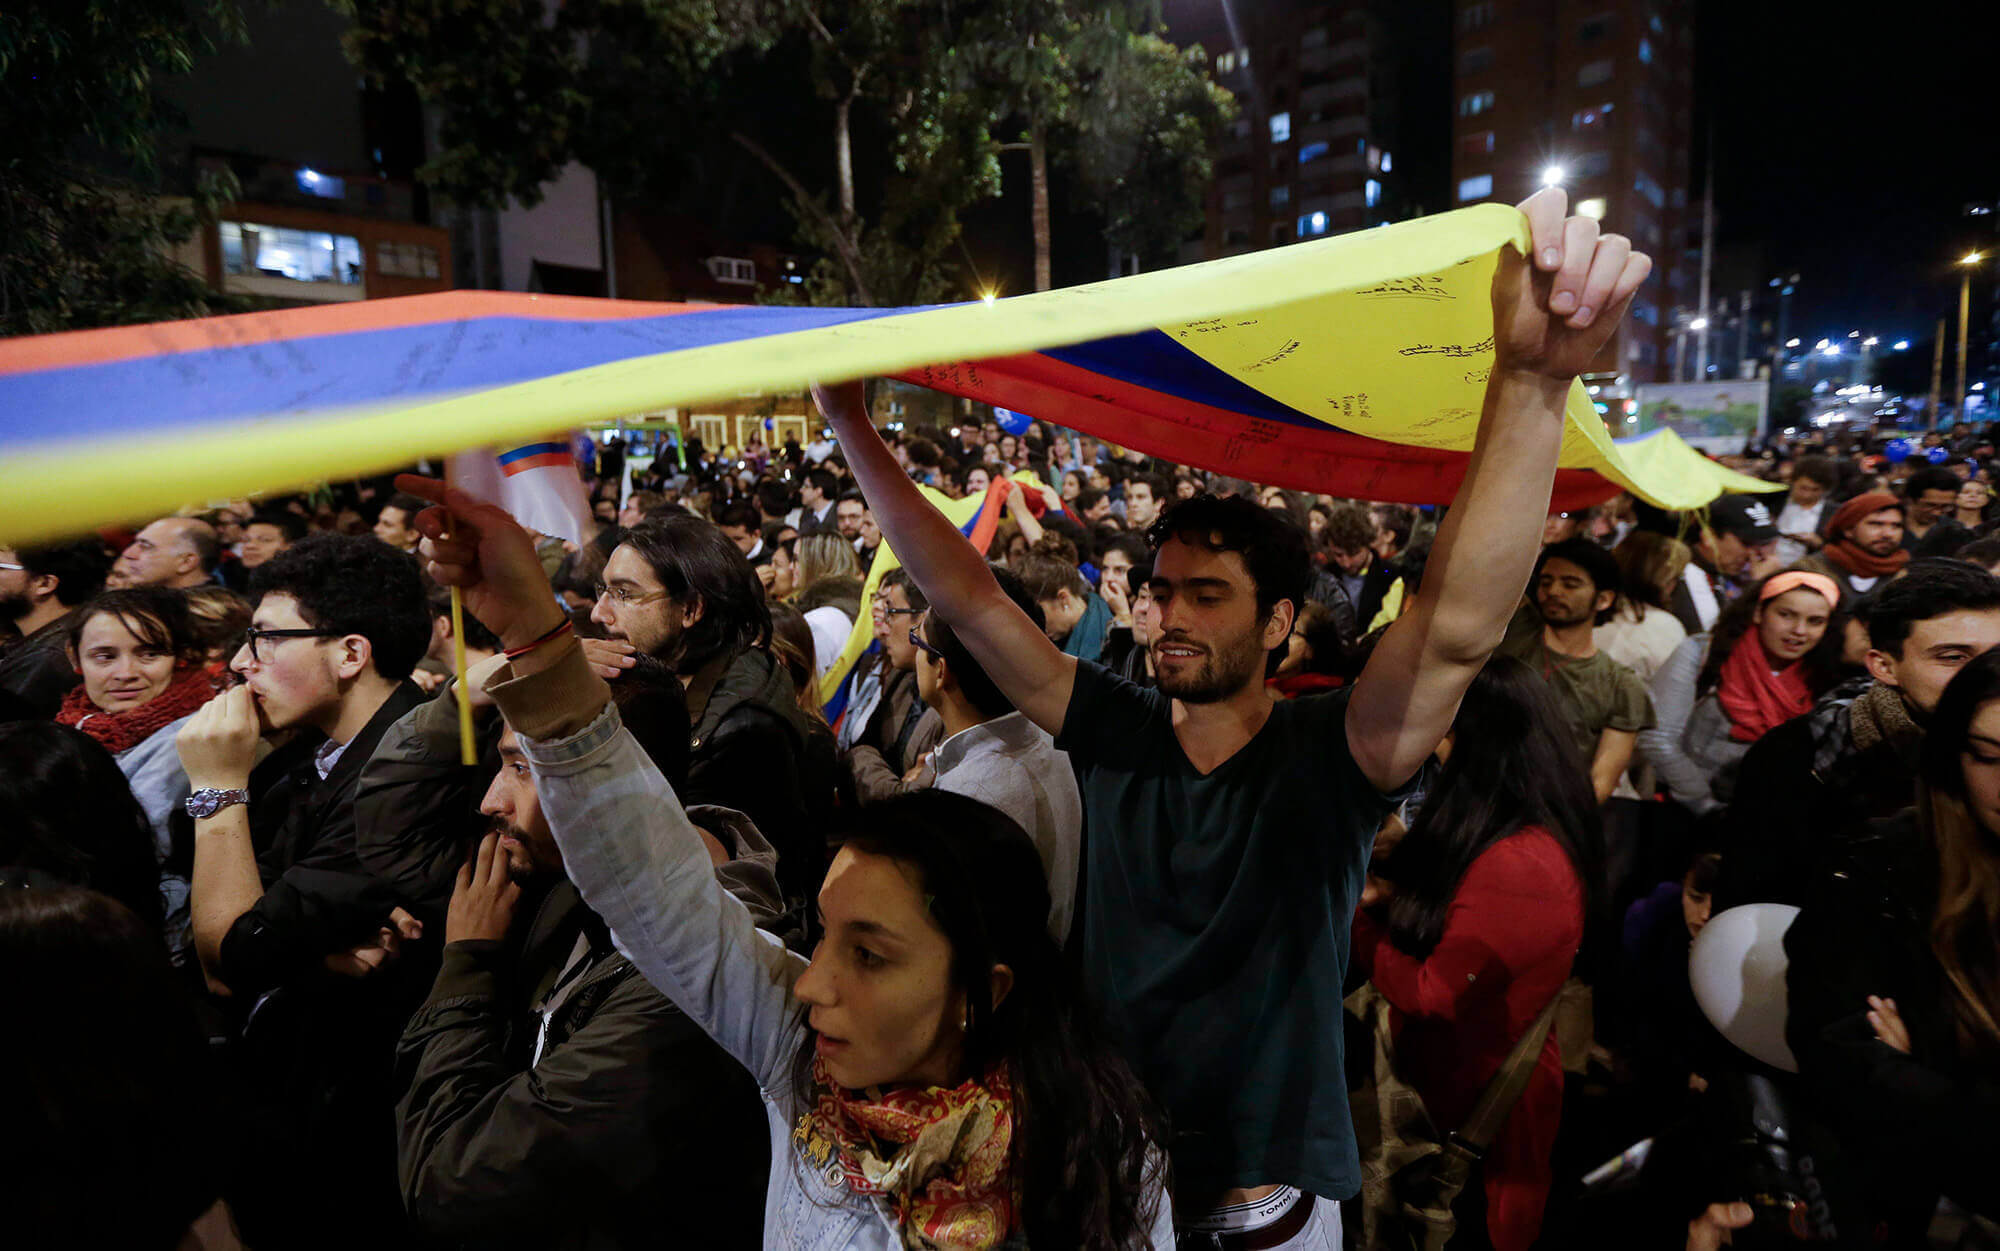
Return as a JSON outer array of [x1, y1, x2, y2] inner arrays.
[[1498, 615, 1654, 764], [1057, 659, 1398, 1202]]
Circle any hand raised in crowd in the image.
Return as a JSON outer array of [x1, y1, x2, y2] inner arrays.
[[1100, 569, 1133, 627], [581, 635, 639, 682], [1866, 994, 1910, 1053], [396, 474, 564, 649], [446, 831, 521, 946], [177, 683, 262, 792], [1495, 186, 1652, 382], [324, 907, 423, 978]]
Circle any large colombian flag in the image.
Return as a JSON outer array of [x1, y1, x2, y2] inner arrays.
[[0, 203, 1776, 546]]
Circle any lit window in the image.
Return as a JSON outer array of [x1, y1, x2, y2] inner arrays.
[[1367, 145, 1383, 172], [1633, 171, 1665, 209], [1459, 129, 1496, 156], [1297, 211, 1330, 237], [1572, 101, 1615, 130], [1457, 174, 1493, 202], [1298, 141, 1330, 164], [1577, 197, 1607, 220], [1578, 59, 1614, 86], [1365, 179, 1382, 208], [1458, 90, 1495, 117], [1639, 38, 1654, 63], [295, 168, 345, 200], [220, 222, 362, 285], [1269, 112, 1292, 143], [1650, 11, 1665, 32], [1380, 151, 1392, 172], [1217, 50, 1236, 73], [706, 256, 757, 285]]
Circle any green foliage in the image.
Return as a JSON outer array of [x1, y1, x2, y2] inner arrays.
[[0, 0, 253, 335]]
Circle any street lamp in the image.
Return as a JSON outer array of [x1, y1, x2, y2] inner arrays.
[[1958, 252, 1985, 421], [1541, 165, 1566, 187]]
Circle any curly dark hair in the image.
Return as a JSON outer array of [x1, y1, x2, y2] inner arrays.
[[1145, 492, 1311, 630], [790, 792, 1168, 1249], [248, 534, 430, 680]]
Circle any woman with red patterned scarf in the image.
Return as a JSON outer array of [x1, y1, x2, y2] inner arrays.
[[58, 586, 219, 960]]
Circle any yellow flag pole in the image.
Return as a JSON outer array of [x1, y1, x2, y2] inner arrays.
[[441, 463, 477, 766]]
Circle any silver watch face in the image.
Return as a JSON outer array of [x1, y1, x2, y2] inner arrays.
[[185, 789, 243, 819]]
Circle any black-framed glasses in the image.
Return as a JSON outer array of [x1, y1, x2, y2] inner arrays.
[[243, 627, 345, 664], [908, 628, 944, 661], [883, 605, 924, 619]]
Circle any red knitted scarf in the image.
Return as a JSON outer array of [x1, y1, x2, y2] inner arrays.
[[57, 664, 218, 754]]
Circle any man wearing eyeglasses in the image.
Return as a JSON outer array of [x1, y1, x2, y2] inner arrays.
[[580, 510, 824, 915], [173, 531, 433, 1247]]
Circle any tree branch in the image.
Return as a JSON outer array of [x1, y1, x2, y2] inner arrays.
[[730, 130, 877, 307]]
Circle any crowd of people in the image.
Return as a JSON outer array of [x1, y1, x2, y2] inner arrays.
[[3, 190, 1995, 1250]]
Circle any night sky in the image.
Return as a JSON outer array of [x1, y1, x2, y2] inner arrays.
[[1696, 0, 2000, 347]]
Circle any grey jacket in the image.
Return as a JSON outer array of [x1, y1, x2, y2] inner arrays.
[[488, 652, 1175, 1251], [1637, 634, 1745, 815]]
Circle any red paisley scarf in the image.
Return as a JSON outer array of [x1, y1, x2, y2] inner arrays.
[[797, 1056, 1019, 1249], [57, 664, 218, 755]]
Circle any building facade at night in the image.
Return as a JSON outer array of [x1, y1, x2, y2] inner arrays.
[[1170, 1, 1415, 263], [1449, 0, 1694, 381]]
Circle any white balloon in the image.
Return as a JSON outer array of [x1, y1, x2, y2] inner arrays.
[[1688, 903, 1802, 1073]]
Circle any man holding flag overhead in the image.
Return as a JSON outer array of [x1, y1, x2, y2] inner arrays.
[[814, 187, 1650, 1246]]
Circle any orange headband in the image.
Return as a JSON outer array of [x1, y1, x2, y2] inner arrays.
[[1758, 569, 1841, 607]]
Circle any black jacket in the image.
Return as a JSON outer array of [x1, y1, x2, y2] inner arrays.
[[1784, 813, 2000, 1240], [0, 610, 82, 718], [683, 647, 822, 905], [355, 688, 506, 930], [395, 874, 774, 1250], [1716, 682, 1921, 911], [218, 680, 431, 996]]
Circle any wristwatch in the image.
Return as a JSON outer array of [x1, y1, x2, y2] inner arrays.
[[184, 788, 251, 820]]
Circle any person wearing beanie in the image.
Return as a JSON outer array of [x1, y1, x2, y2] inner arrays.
[[1798, 492, 1908, 605]]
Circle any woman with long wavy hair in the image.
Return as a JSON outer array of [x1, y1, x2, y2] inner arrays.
[[1784, 647, 2000, 1240], [1352, 655, 1605, 1251]]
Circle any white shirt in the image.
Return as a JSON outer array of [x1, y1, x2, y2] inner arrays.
[[314, 736, 350, 781], [1774, 497, 1828, 567]]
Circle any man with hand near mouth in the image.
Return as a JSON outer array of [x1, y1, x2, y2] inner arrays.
[[177, 532, 433, 1248]]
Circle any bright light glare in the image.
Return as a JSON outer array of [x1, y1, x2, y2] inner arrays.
[[1894, 340, 1910, 350], [980, 290, 997, 307], [1863, 337, 1878, 347], [1541, 165, 1566, 187], [1787, 338, 1802, 348], [1577, 197, 1607, 220], [1689, 317, 1709, 331], [1964, 252, 1986, 265], [1821, 343, 1841, 357]]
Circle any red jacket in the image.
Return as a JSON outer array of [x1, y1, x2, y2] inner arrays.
[[1351, 827, 1582, 1251]]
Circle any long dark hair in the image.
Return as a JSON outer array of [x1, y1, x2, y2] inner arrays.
[[0, 723, 164, 932], [789, 791, 1165, 1248], [620, 513, 772, 671], [1382, 655, 1606, 960], [0, 888, 219, 1246], [1915, 648, 2000, 1057], [1695, 573, 1848, 696]]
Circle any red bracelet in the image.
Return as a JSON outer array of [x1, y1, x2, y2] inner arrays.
[[503, 618, 573, 659]]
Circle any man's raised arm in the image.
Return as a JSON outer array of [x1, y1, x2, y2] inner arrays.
[[1347, 187, 1653, 792], [812, 382, 1076, 734]]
